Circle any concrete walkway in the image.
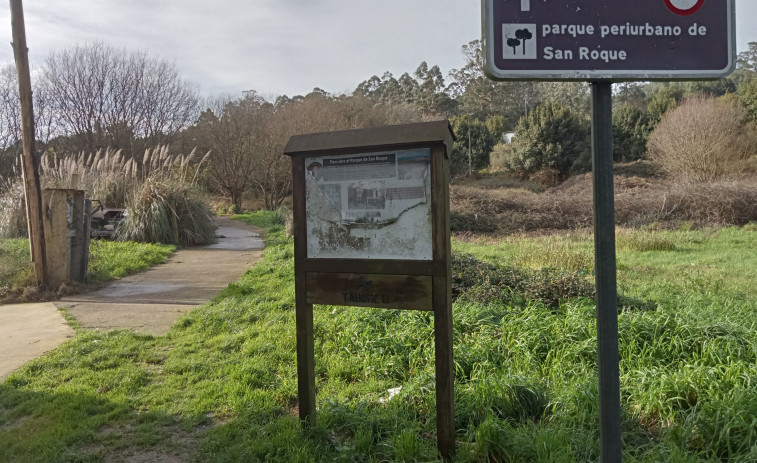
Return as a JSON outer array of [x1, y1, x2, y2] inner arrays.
[[0, 302, 74, 381], [0, 216, 264, 380]]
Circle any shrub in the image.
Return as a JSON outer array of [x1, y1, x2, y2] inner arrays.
[[528, 167, 562, 188], [647, 95, 757, 181], [451, 253, 595, 308], [613, 160, 660, 178], [495, 103, 590, 176], [666, 179, 757, 226], [116, 178, 215, 246], [489, 141, 516, 173], [450, 212, 499, 234], [449, 115, 496, 178], [612, 103, 652, 162], [737, 78, 757, 121]]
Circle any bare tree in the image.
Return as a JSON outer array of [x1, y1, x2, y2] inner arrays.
[[0, 66, 21, 151], [189, 93, 273, 209], [41, 42, 199, 156], [191, 89, 431, 210], [0, 65, 56, 176]]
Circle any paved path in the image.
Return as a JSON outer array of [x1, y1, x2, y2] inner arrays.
[[0, 302, 74, 381], [0, 217, 264, 380]]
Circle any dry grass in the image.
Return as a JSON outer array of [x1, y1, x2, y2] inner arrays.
[[613, 160, 660, 178], [41, 146, 210, 208], [1, 146, 214, 245], [451, 174, 757, 235], [0, 172, 26, 238], [452, 171, 544, 192]]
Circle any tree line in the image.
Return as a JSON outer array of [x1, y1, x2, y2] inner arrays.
[[1, 40, 756, 209]]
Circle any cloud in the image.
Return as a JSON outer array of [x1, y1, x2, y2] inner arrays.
[[0, 0, 755, 99]]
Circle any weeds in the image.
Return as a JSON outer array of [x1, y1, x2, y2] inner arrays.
[[114, 147, 215, 246], [508, 236, 594, 271], [451, 253, 595, 308], [616, 231, 677, 252], [0, 239, 33, 299]]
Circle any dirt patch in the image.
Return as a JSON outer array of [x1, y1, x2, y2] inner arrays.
[[0, 414, 30, 432], [94, 421, 211, 463]]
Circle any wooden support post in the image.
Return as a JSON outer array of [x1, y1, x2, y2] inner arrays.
[[431, 146, 455, 459], [10, 0, 47, 287], [292, 156, 316, 424]]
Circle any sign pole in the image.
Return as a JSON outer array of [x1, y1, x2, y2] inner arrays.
[[590, 81, 622, 463], [484, 1, 735, 459]]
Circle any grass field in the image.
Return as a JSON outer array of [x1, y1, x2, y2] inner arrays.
[[1, 212, 757, 461], [0, 239, 175, 304]]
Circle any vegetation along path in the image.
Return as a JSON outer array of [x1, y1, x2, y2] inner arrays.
[[55, 217, 264, 336]]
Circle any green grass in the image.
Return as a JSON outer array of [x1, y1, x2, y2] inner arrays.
[[455, 233, 595, 272], [2, 215, 757, 461], [0, 239, 174, 304], [0, 239, 33, 292], [87, 240, 175, 282]]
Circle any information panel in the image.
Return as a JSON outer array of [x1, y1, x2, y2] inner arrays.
[[305, 148, 432, 260], [482, 0, 735, 80]]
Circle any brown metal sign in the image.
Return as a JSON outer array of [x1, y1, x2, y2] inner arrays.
[[482, 0, 736, 80]]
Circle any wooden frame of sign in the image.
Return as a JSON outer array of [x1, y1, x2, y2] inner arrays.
[[284, 120, 455, 459]]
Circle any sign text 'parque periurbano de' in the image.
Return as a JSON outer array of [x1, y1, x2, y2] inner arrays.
[[482, 0, 736, 80]]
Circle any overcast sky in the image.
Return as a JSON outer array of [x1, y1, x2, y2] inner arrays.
[[0, 0, 755, 99]]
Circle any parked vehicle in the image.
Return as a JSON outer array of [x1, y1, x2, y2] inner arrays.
[[90, 200, 126, 238]]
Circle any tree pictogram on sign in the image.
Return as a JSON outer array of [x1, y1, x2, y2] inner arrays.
[[502, 24, 537, 60], [664, 0, 705, 16]]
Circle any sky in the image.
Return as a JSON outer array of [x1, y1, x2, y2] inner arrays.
[[0, 0, 755, 99]]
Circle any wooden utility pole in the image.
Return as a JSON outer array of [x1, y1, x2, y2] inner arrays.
[[10, 0, 47, 286]]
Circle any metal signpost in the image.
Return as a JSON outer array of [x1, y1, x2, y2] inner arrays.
[[482, 1, 735, 461], [285, 121, 456, 459]]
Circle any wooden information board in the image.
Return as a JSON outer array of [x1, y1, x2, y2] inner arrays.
[[284, 121, 455, 459]]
